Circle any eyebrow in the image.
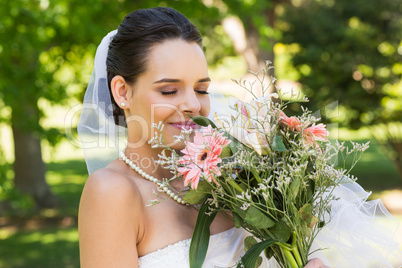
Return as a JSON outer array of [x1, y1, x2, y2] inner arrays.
[[153, 77, 211, 84]]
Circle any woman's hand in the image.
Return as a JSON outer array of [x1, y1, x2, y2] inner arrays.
[[304, 258, 329, 268]]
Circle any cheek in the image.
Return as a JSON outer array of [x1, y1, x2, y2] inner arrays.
[[152, 103, 189, 129], [200, 96, 211, 117], [141, 94, 179, 122], [153, 105, 181, 121]]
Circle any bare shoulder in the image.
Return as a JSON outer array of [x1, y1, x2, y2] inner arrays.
[[79, 167, 143, 215], [82, 167, 141, 203], [79, 166, 145, 230], [79, 167, 143, 267]]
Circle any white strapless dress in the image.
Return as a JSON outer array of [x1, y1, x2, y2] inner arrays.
[[138, 227, 279, 268]]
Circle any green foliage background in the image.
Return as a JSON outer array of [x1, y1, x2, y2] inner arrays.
[[279, 0, 402, 128], [0, 0, 401, 267]]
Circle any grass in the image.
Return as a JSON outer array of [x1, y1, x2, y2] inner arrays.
[[0, 155, 88, 268], [0, 227, 79, 268], [0, 129, 401, 267], [341, 139, 401, 191], [333, 128, 402, 192]]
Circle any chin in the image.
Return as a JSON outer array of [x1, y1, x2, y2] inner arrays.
[[161, 130, 196, 151], [171, 143, 186, 152]]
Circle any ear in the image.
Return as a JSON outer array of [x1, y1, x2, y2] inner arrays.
[[110, 75, 130, 109]]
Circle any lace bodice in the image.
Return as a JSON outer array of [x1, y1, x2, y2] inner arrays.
[[138, 227, 272, 268]]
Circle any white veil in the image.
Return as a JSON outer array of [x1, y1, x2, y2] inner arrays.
[[77, 30, 126, 175], [309, 177, 402, 267]]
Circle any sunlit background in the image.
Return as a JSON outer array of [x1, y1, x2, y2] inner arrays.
[[0, 0, 401, 267]]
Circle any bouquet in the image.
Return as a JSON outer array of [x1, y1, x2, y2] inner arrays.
[[151, 62, 369, 268]]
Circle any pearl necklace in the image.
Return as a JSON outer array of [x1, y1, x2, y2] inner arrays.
[[119, 151, 187, 205]]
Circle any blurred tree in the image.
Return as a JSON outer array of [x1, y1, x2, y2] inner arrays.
[[0, 0, 138, 208], [1, 0, 60, 208], [221, 0, 288, 73], [278, 0, 402, 178], [0, 0, 225, 208]]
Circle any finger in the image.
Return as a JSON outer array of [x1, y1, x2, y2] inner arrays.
[[304, 258, 330, 268]]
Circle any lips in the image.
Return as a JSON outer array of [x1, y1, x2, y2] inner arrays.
[[170, 121, 198, 130]]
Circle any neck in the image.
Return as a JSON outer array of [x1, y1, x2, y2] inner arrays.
[[119, 150, 187, 205], [124, 145, 172, 180]]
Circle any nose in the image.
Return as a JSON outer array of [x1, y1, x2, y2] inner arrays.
[[180, 90, 201, 115]]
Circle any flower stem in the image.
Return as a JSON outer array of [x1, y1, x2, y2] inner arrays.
[[291, 232, 303, 267], [250, 168, 262, 183], [228, 179, 244, 193], [282, 247, 299, 268], [277, 242, 292, 251], [278, 243, 298, 268]]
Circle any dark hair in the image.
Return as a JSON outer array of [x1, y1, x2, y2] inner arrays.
[[106, 7, 203, 126]]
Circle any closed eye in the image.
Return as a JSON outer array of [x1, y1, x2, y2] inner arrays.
[[161, 91, 177, 95], [196, 90, 209, 95]]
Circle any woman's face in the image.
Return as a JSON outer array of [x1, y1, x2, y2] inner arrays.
[[125, 39, 211, 150]]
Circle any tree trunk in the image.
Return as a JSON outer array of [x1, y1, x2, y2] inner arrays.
[[390, 141, 402, 181], [244, 22, 276, 79], [223, 4, 278, 94], [11, 111, 57, 209], [394, 158, 402, 181], [263, 6, 277, 79], [222, 16, 260, 72], [371, 124, 402, 181], [223, 17, 274, 73]]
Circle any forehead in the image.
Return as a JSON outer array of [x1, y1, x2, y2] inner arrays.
[[145, 39, 208, 80]]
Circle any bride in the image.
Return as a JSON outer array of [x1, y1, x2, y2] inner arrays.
[[77, 7, 400, 268]]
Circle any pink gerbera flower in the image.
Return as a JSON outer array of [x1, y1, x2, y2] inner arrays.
[[280, 111, 329, 147], [279, 111, 302, 131], [177, 125, 231, 189], [303, 124, 330, 147]]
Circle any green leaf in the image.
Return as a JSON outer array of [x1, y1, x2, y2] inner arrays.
[[189, 200, 218, 268], [233, 212, 245, 228], [298, 203, 313, 223], [264, 246, 274, 259], [220, 145, 232, 158], [272, 135, 287, 152], [227, 134, 242, 154], [245, 237, 266, 267], [189, 115, 218, 129], [269, 220, 291, 243], [183, 181, 213, 205], [306, 179, 315, 201], [309, 215, 319, 228], [244, 236, 258, 251], [238, 239, 277, 268], [245, 206, 275, 229], [290, 176, 301, 198], [300, 221, 312, 237], [255, 256, 263, 268], [318, 221, 325, 228], [233, 205, 247, 219]]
